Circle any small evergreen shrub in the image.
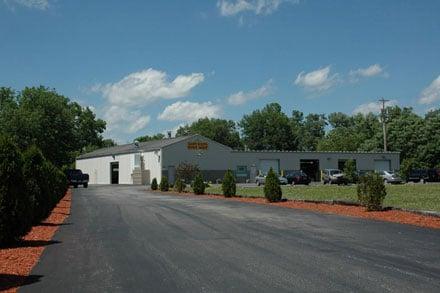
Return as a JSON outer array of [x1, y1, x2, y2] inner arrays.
[[264, 168, 282, 202], [192, 173, 205, 195], [0, 135, 32, 245], [343, 159, 358, 183], [151, 178, 158, 190], [357, 173, 387, 211], [160, 176, 169, 192], [222, 170, 236, 197], [174, 177, 186, 193]]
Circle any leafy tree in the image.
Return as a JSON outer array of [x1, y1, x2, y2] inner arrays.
[[174, 177, 186, 193], [135, 133, 165, 142], [317, 127, 360, 151], [176, 118, 242, 149], [222, 170, 236, 197], [328, 112, 353, 128], [299, 113, 327, 151], [0, 135, 32, 244], [240, 103, 295, 150], [264, 168, 282, 202]]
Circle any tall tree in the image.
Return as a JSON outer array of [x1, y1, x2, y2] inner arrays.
[[300, 113, 327, 151], [134, 133, 165, 142], [176, 118, 242, 149], [239, 103, 294, 150]]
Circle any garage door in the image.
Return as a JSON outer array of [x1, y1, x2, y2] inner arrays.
[[374, 160, 391, 171], [259, 160, 280, 175]]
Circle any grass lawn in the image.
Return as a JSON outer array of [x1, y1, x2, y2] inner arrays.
[[205, 184, 440, 212]]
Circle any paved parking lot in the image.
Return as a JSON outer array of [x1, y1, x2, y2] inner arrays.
[[21, 185, 440, 292]]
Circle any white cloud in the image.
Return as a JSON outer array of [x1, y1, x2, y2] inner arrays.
[[102, 105, 151, 134], [294, 66, 339, 92], [226, 80, 273, 105], [93, 68, 204, 107], [418, 75, 440, 105], [217, 0, 297, 16], [158, 101, 222, 122], [4, 0, 49, 10], [92, 68, 205, 140], [352, 99, 398, 115], [349, 64, 388, 82]]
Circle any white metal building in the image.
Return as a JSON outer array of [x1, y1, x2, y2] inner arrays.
[[76, 134, 400, 184]]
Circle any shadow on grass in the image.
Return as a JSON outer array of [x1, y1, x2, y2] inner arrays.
[[0, 274, 43, 291]]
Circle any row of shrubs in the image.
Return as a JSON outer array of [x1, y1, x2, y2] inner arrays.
[[0, 135, 68, 245], [150, 167, 387, 211]]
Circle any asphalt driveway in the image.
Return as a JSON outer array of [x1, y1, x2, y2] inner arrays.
[[20, 185, 440, 292]]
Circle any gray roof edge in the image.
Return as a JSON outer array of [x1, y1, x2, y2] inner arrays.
[[231, 150, 400, 154]]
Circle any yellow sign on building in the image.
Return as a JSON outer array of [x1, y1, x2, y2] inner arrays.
[[187, 141, 208, 150]]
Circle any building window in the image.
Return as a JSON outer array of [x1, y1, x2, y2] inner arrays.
[[236, 165, 247, 177], [134, 154, 141, 167]]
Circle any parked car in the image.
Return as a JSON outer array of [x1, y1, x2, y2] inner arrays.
[[378, 170, 402, 184], [407, 168, 440, 183], [322, 169, 348, 185], [255, 173, 288, 186], [66, 169, 89, 188], [285, 170, 311, 185]]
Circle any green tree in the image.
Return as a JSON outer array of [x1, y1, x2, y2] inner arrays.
[[299, 113, 327, 151], [264, 168, 282, 202], [317, 127, 361, 151], [134, 133, 165, 142], [176, 118, 242, 149], [192, 173, 205, 195], [222, 170, 236, 197], [240, 103, 295, 150], [343, 159, 358, 183]]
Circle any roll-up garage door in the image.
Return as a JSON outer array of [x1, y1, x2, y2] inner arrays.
[[259, 160, 280, 175], [374, 160, 391, 171]]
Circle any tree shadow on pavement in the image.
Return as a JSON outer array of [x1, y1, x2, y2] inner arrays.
[[0, 274, 43, 291], [1, 239, 61, 249]]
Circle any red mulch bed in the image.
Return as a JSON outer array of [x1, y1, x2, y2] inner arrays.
[[0, 189, 72, 293], [161, 191, 440, 229]]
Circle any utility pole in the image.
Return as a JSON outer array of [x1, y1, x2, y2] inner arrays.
[[379, 98, 389, 152]]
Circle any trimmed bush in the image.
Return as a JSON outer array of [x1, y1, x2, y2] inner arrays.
[[357, 173, 387, 211], [0, 135, 32, 245], [343, 159, 358, 183], [151, 178, 158, 190], [264, 168, 282, 202], [174, 177, 186, 193], [160, 176, 169, 192], [192, 173, 205, 195], [222, 170, 236, 197]]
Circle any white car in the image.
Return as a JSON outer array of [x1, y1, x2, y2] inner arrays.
[[378, 170, 403, 184], [255, 174, 288, 186]]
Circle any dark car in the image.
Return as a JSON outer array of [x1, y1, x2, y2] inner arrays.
[[66, 169, 89, 188], [285, 170, 311, 185], [408, 168, 440, 183]]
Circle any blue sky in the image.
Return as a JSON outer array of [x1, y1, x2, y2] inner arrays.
[[1, 0, 440, 142]]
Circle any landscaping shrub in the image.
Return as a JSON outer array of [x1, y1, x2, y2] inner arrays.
[[22, 146, 48, 223], [343, 159, 358, 183], [0, 135, 33, 245], [176, 162, 200, 183], [160, 176, 169, 192], [264, 168, 282, 202], [174, 177, 186, 193], [357, 172, 387, 211], [151, 178, 158, 190], [222, 170, 236, 197], [192, 173, 205, 195]]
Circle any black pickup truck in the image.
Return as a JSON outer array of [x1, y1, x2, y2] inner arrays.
[[66, 169, 89, 188]]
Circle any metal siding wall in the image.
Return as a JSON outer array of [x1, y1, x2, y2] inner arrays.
[[76, 154, 134, 184], [143, 150, 162, 183]]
